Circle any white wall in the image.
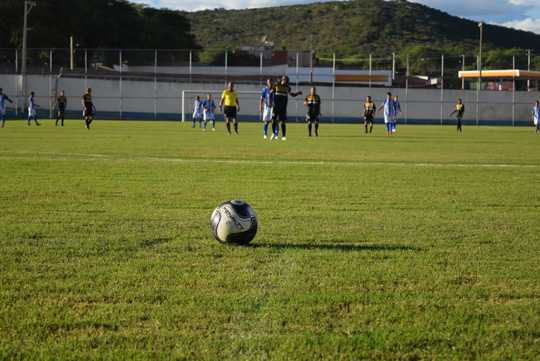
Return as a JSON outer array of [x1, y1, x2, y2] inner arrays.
[[0, 73, 537, 125]]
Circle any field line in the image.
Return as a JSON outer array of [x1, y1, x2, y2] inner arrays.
[[4, 151, 540, 169]]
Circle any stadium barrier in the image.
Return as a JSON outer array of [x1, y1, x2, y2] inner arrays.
[[0, 48, 539, 126]]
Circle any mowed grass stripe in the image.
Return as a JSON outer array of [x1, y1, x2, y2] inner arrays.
[[4, 150, 540, 168]]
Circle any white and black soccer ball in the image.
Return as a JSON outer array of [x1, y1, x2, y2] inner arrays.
[[211, 200, 258, 245]]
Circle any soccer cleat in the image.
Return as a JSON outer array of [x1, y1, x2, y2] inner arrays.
[[264, 135, 267, 139], [315, 133, 318, 137], [36, 123, 41, 126], [270, 133, 275, 140], [235, 132, 238, 135], [212, 128, 215, 131], [282, 137, 287, 141], [203, 128, 206, 131], [228, 131, 231, 135]]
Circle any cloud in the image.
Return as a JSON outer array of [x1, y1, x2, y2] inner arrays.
[[501, 18, 540, 34]]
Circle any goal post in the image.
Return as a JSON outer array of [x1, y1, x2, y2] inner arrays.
[[181, 89, 264, 122]]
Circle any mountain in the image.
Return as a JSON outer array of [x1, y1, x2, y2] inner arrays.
[[184, 0, 540, 53]]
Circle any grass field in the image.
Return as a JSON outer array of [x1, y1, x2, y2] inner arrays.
[[1, 119, 540, 360]]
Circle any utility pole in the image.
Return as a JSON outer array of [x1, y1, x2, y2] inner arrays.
[[22, 1, 36, 111]]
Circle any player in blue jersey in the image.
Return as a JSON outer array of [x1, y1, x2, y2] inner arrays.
[[202, 93, 216, 131], [376, 92, 394, 135], [259, 78, 274, 139], [192, 96, 202, 128], [392, 95, 402, 133], [532, 101, 540, 133], [27, 92, 41, 126], [0, 88, 15, 128]]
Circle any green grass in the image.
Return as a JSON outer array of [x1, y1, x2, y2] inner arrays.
[[1, 119, 540, 360]]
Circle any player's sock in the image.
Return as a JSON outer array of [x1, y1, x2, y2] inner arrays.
[[264, 123, 268, 135], [1, 115, 5, 127], [315, 123, 319, 136], [34, 117, 39, 125], [369, 125, 373, 133], [274, 123, 279, 136], [212, 121, 215, 130], [203, 122, 207, 130], [226, 122, 231, 134], [308, 123, 312, 136], [281, 123, 286, 137], [28, 116, 31, 125], [234, 122, 238, 134], [62, 116, 64, 126], [386, 123, 390, 133], [365, 124, 368, 133], [199, 120, 202, 128]]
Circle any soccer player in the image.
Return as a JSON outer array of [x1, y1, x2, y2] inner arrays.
[[27, 92, 41, 126], [192, 96, 202, 128], [450, 98, 465, 133], [532, 101, 540, 133], [376, 92, 394, 135], [219, 82, 240, 135], [260, 78, 274, 139], [53, 91, 67, 126], [269, 75, 302, 140], [202, 93, 216, 131], [82, 87, 96, 130], [363, 96, 375, 133], [392, 95, 402, 133], [304, 87, 321, 137], [0, 88, 15, 128]]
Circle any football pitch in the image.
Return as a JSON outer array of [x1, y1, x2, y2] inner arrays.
[[1, 120, 539, 360]]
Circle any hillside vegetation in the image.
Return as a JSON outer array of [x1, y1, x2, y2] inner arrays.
[[185, 0, 540, 54]]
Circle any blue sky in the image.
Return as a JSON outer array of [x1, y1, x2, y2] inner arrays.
[[131, 0, 540, 35]]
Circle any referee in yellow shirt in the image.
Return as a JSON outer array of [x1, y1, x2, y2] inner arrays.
[[219, 82, 240, 135]]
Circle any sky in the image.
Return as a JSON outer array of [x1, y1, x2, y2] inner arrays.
[[132, 0, 540, 35]]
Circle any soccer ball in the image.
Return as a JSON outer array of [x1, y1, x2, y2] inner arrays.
[[211, 200, 258, 245]]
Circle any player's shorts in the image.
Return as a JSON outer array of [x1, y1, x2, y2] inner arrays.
[[83, 109, 94, 117], [224, 106, 237, 118], [58, 106, 65, 115], [272, 107, 287, 122], [262, 106, 272, 122], [204, 110, 215, 121], [364, 114, 374, 122], [28, 107, 36, 117], [534, 116, 539, 126], [0, 106, 5, 116], [384, 114, 392, 124], [306, 109, 319, 122], [192, 111, 202, 119]]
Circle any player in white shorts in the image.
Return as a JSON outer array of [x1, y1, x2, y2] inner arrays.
[[260, 78, 274, 139], [376, 92, 394, 135], [202, 93, 215, 131], [192, 96, 202, 128], [27, 92, 41, 126], [533, 101, 540, 133]]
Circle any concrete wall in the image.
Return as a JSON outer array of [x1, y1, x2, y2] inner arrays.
[[0, 73, 537, 126]]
